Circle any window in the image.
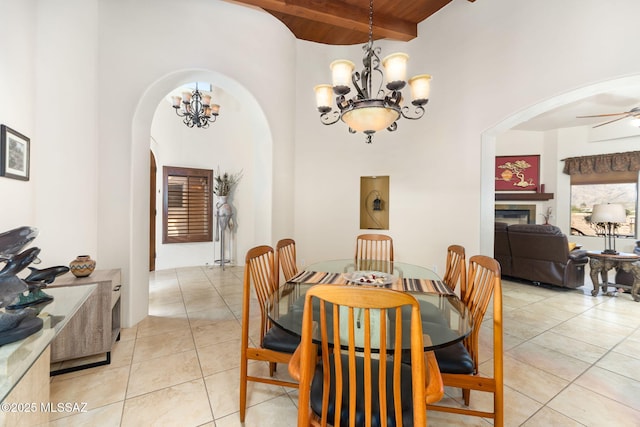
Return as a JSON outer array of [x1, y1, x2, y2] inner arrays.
[[569, 175, 638, 237], [163, 166, 213, 243]]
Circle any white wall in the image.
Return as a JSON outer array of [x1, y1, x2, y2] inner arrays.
[[293, 0, 640, 274], [0, 0, 37, 229], [0, 0, 296, 327], [99, 0, 296, 325], [2, 0, 640, 327]]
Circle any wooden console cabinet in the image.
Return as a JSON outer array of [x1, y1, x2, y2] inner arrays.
[[47, 269, 121, 367]]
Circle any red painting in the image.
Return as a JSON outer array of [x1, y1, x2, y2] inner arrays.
[[495, 155, 540, 191]]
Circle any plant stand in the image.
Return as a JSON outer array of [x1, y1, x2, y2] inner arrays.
[[215, 197, 233, 271]]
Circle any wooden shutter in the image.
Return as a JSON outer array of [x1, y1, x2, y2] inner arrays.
[[162, 166, 213, 243]]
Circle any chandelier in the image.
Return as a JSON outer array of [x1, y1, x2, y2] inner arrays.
[[314, 0, 431, 143], [171, 83, 220, 129]]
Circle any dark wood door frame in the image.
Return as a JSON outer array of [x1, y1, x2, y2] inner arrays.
[[149, 150, 157, 271]]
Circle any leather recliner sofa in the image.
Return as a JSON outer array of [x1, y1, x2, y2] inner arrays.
[[494, 223, 588, 288]]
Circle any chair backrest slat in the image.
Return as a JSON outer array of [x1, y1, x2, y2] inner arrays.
[[245, 245, 277, 342], [355, 234, 394, 263], [463, 255, 501, 371], [443, 244, 466, 292], [276, 238, 298, 283]]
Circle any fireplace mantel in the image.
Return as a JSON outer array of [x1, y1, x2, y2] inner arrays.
[[495, 193, 554, 201]]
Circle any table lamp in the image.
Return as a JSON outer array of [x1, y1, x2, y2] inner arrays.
[[591, 203, 626, 254]]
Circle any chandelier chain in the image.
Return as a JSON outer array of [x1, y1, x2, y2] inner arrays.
[[368, 0, 373, 44]]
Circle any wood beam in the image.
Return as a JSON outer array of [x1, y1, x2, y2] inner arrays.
[[231, 0, 417, 41]]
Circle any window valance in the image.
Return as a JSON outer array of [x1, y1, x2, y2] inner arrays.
[[562, 151, 640, 175]]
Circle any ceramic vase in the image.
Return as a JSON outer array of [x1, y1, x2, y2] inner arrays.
[[69, 255, 96, 278]]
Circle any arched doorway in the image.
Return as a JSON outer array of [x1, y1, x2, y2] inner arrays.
[[480, 74, 640, 256], [128, 69, 274, 326]]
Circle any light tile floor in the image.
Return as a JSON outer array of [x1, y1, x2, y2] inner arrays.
[[49, 266, 640, 426]]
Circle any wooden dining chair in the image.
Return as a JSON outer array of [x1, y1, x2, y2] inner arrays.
[[276, 238, 299, 284], [442, 244, 466, 292], [355, 233, 394, 266], [289, 284, 444, 427], [428, 255, 504, 426], [240, 245, 299, 422]]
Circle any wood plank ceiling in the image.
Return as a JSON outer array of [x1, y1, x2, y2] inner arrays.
[[228, 0, 475, 45]]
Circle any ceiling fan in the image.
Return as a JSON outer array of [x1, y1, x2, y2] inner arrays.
[[577, 106, 640, 128]]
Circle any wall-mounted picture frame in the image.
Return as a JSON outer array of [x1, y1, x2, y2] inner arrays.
[[0, 125, 30, 181], [495, 155, 539, 192]]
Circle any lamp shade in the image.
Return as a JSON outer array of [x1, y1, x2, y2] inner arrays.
[[591, 204, 626, 223], [408, 74, 432, 104], [330, 60, 355, 91], [382, 53, 409, 89], [314, 84, 334, 112], [341, 103, 400, 133]]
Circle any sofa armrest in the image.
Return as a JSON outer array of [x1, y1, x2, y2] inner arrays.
[[569, 249, 588, 263]]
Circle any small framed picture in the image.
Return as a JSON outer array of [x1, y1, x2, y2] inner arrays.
[[0, 125, 30, 181], [495, 155, 540, 191]]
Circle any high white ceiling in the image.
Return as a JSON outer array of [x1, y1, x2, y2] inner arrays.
[[513, 85, 640, 132]]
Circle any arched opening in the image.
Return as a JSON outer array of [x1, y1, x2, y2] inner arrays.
[[480, 74, 640, 256], [128, 69, 274, 326]]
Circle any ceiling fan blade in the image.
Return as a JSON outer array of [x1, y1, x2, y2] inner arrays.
[[576, 112, 628, 118], [592, 114, 631, 128]]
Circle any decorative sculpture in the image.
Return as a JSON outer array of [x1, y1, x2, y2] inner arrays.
[[0, 226, 69, 345], [619, 261, 640, 302], [213, 169, 241, 271]]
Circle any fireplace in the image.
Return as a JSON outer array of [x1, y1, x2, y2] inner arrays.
[[495, 204, 536, 225]]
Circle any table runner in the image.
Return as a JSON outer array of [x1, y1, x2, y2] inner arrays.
[[288, 270, 455, 295]]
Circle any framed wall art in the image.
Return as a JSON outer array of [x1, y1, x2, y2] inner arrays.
[[0, 125, 30, 181], [495, 155, 539, 192]]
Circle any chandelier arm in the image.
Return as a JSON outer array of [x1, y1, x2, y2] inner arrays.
[[319, 110, 340, 126], [400, 105, 426, 120], [352, 71, 367, 99], [370, 47, 384, 99], [386, 122, 398, 132]]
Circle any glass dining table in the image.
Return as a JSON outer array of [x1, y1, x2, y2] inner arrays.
[[267, 259, 472, 351]]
